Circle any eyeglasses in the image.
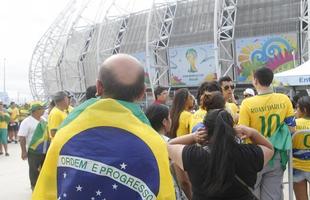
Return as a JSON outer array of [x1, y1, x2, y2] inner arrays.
[[223, 85, 235, 91], [243, 94, 251, 98]]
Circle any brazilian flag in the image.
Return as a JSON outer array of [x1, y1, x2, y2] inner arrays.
[[28, 120, 50, 154], [0, 112, 10, 125], [33, 98, 175, 200]]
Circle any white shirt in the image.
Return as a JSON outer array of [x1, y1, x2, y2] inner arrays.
[[18, 116, 40, 149]]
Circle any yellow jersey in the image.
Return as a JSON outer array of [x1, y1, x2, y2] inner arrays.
[[176, 111, 192, 137], [19, 109, 30, 122], [226, 102, 239, 124], [227, 102, 239, 115], [293, 118, 310, 172], [8, 107, 20, 122], [48, 107, 68, 137], [0, 111, 10, 129], [190, 108, 207, 132], [239, 93, 295, 138]]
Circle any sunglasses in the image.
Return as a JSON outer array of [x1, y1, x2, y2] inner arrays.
[[223, 85, 235, 91]]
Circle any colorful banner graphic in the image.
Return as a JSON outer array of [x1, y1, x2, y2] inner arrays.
[[169, 44, 216, 86], [236, 33, 298, 83], [132, 52, 156, 87]]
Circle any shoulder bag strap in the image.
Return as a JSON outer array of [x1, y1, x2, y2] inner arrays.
[[234, 175, 259, 200]]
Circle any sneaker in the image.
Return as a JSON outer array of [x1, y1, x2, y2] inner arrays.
[[7, 140, 12, 143], [14, 140, 18, 144], [5, 153, 9, 156], [0, 152, 3, 155]]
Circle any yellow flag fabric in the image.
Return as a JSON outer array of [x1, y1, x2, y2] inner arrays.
[[32, 98, 175, 200]]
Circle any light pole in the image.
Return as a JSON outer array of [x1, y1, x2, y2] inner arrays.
[[214, 0, 220, 79], [292, 50, 296, 68], [3, 58, 6, 93]]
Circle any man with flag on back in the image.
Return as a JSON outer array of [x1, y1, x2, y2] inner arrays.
[[33, 54, 175, 200], [18, 101, 48, 190]]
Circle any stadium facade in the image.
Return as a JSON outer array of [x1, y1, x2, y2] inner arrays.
[[29, 0, 308, 102]]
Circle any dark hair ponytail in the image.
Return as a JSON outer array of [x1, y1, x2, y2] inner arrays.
[[202, 109, 238, 195], [169, 88, 189, 138]]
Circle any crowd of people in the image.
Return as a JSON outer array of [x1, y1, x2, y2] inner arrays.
[[0, 54, 309, 200], [0, 102, 30, 156]]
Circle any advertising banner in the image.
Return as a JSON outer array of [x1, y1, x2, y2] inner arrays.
[[169, 44, 216, 86], [236, 33, 298, 83]]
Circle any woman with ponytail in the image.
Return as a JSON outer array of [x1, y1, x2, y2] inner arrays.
[[169, 88, 194, 199], [169, 88, 194, 138], [168, 109, 274, 200]]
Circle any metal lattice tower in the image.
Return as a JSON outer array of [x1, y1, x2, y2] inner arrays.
[[214, 0, 238, 79], [112, 16, 130, 54], [146, 1, 177, 98], [54, 0, 106, 102], [96, 0, 145, 65]]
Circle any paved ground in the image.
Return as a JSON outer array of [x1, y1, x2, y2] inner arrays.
[[0, 142, 31, 200], [0, 142, 293, 200]]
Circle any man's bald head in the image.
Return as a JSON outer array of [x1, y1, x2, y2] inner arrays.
[[97, 54, 145, 102]]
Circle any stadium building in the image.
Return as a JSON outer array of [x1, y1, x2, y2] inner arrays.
[[29, 0, 307, 104]]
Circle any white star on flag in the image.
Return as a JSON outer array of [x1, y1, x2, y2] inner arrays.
[[76, 185, 82, 192], [91, 197, 95, 200], [120, 162, 127, 170], [57, 197, 61, 200], [112, 183, 118, 190], [63, 172, 67, 179], [63, 193, 67, 197], [96, 190, 102, 196]]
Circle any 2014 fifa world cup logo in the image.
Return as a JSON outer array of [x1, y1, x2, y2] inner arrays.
[[186, 48, 198, 73]]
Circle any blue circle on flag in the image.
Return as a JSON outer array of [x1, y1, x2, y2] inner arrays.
[[57, 127, 160, 200]]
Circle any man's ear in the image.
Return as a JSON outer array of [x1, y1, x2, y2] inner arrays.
[[96, 79, 104, 97]]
